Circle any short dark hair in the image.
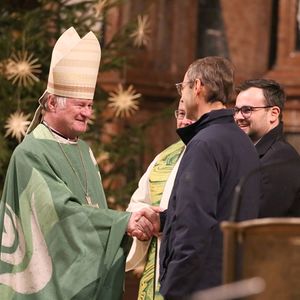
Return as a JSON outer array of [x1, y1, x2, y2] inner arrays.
[[186, 56, 235, 104], [236, 79, 285, 120]]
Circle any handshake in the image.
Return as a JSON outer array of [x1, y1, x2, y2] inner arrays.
[[127, 206, 162, 241]]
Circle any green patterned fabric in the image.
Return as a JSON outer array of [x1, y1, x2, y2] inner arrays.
[[137, 140, 185, 300], [0, 124, 131, 300]]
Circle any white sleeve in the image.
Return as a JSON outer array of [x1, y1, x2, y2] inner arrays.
[[125, 154, 159, 271], [126, 148, 185, 274]]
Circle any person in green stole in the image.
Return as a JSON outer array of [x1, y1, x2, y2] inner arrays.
[[126, 99, 193, 299], [0, 27, 159, 300]]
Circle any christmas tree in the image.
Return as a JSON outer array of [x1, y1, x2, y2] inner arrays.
[[0, 0, 155, 208]]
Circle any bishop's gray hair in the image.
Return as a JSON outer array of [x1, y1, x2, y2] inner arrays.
[[55, 96, 67, 108], [40, 93, 67, 111]]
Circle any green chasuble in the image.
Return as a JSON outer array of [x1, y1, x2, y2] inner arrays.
[[138, 140, 185, 300], [0, 124, 131, 300]]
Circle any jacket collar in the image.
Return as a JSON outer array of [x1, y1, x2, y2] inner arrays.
[[255, 122, 284, 158], [177, 109, 234, 145]]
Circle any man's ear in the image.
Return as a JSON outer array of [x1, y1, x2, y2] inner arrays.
[[270, 106, 280, 123], [47, 94, 57, 111], [194, 78, 203, 95]]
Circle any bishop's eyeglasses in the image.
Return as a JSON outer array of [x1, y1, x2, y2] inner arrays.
[[233, 105, 273, 119]]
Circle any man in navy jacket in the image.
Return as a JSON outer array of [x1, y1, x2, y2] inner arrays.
[[159, 57, 261, 299]]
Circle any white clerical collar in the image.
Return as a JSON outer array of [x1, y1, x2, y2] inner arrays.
[[42, 121, 78, 144]]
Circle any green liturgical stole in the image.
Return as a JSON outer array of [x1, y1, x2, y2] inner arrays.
[[137, 140, 185, 300]]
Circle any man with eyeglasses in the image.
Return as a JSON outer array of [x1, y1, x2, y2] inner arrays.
[[158, 56, 261, 299], [234, 78, 300, 217]]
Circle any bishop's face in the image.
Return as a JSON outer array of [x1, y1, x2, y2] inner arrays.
[[54, 97, 93, 139]]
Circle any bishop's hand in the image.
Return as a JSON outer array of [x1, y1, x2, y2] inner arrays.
[[127, 206, 161, 241]]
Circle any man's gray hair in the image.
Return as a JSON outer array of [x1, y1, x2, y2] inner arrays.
[[55, 96, 67, 108], [40, 93, 67, 110]]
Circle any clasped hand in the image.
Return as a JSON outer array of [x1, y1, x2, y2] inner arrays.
[[127, 206, 161, 241]]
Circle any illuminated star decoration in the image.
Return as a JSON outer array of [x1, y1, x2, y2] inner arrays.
[[5, 111, 31, 142], [130, 15, 151, 47], [94, 0, 109, 18], [6, 51, 41, 88], [108, 84, 141, 118]]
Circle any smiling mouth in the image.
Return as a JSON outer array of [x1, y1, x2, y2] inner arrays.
[[76, 119, 87, 123], [237, 122, 249, 129]]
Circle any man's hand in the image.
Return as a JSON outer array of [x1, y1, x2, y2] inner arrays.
[[127, 206, 161, 241]]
